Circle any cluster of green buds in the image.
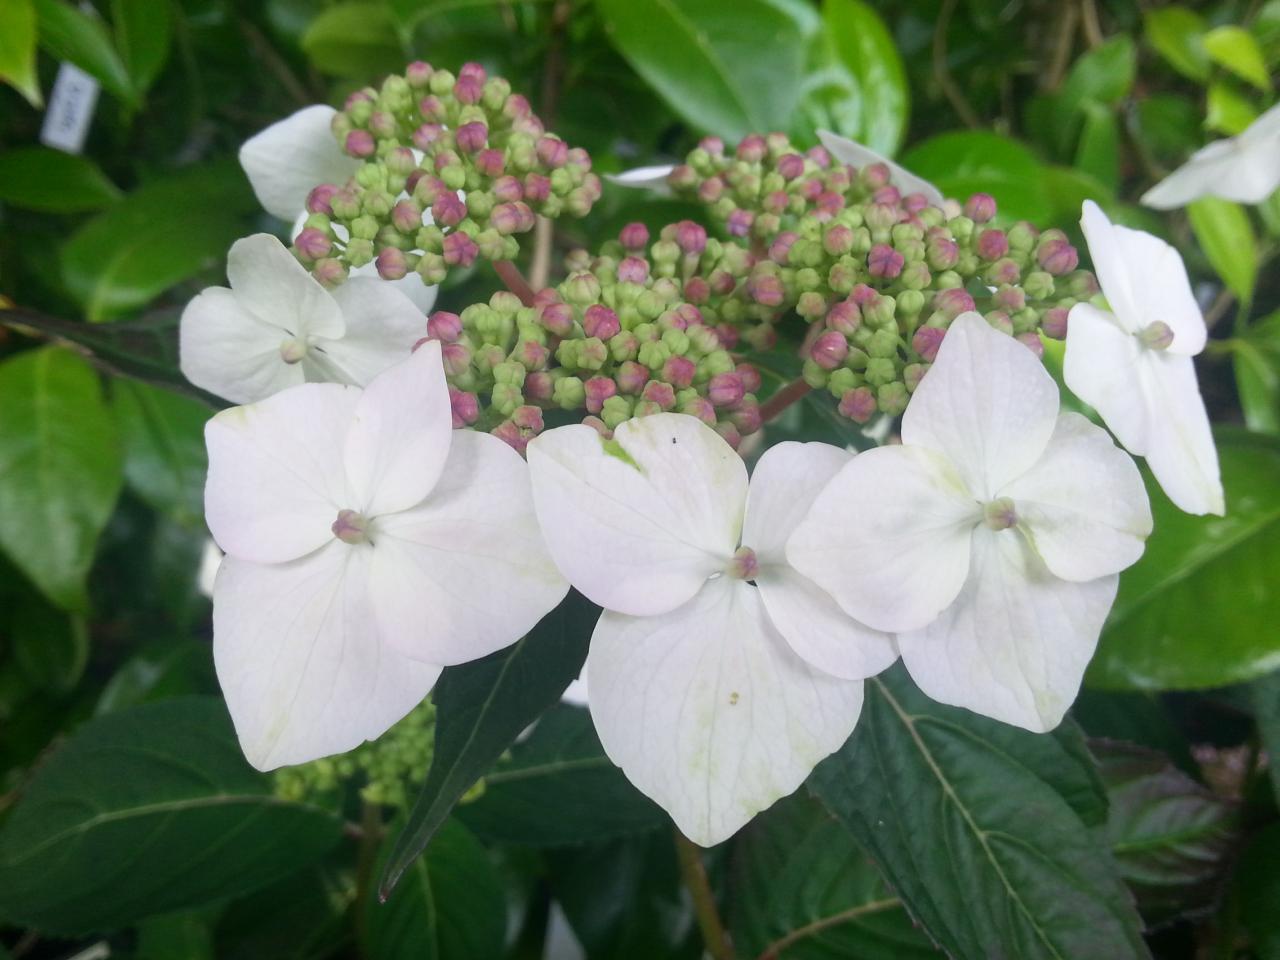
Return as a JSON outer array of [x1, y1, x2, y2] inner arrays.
[[427, 229, 764, 453], [274, 698, 436, 809], [290, 60, 602, 288]]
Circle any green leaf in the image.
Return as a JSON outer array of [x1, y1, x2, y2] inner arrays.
[[1235, 823, 1280, 960], [9, 587, 88, 693], [809, 666, 1144, 960], [135, 910, 216, 960], [0, 347, 123, 611], [111, 0, 172, 96], [0, 147, 122, 212], [300, 2, 405, 80], [1232, 310, 1280, 434], [95, 639, 216, 715], [1204, 26, 1273, 91], [596, 0, 809, 141], [379, 591, 597, 897], [34, 0, 136, 106], [0, 0, 41, 107], [1095, 741, 1239, 924], [730, 793, 937, 960], [1075, 101, 1121, 193], [0, 697, 343, 934], [1205, 81, 1258, 136], [1089, 431, 1280, 690], [1144, 7, 1210, 81], [1055, 34, 1137, 157], [61, 161, 255, 322], [900, 131, 1051, 224], [458, 703, 664, 846], [818, 0, 908, 155], [215, 867, 353, 960], [366, 819, 505, 960], [113, 379, 209, 523], [1188, 197, 1258, 301], [1250, 668, 1280, 805]]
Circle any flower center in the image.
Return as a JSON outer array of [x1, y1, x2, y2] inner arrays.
[[982, 497, 1018, 531], [727, 546, 760, 580], [279, 337, 308, 364], [332, 509, 369, 544], [1137, 321, 1174, 351]]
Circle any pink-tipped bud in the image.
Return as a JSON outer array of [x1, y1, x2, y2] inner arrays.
[[730, 401, 762, 435], [736, 134, 767, 162], [449, 388, 480, 427], [1139, 321, 1175, 350], [823, 225, 855, 257], [616, 361, 649, 395], [441, 341, 472, 377], [512, 405, 543, 432], [1037, 238, 1079, 275], [826, 300, 861, 336], [726, 209, 755, 237], [811, 331, 849, 370], [617, 256, 649, 284], [675, 220, 708, 255], [453, 75, 483, 105], [965, 193, 997, 223], [503, 93, 532, 119], [933, 288, 975, 319], [539, 302, 574, 337], [536, 136, 568, 168], [868, 244, 905, 279], [406, 60, 433, 87], [873, 185, 902, 206], [306, 184, 340, 216], [455, 121, 488, 154], [459, 61, 487, 83], [427, 311, 463, 341], [418, 96, 447, 122], [977, 227, 1009, 261], [432, 192, 467, 228], [490, 202, 525, 235], [583, 305, 621, 340], [522, 173, 551, 203], [912, 326, 946, 362], [294, 227, 331, 261], [736, 363, 762, 394], [680, 396, 716, 425], [376, 248, 409, 280], [642, 380, 677, 410], [474, 148, 505, 178], [683, 276, 710, 304], [697, 177, 724, 203], [746, 273, 784, 307], [708, 372, 745, 407], [492, 175, 524, 202], [1016, 332, 1045, 357], [995, 285, 1026, 312], [662, 355, 697, 389], [620, 222, 650, 251], [769, 231, 799, 264], [392, 200, 424, 234], [584, 376, 617, 414], [313, 258, 347, 288], [491, 419, 528, 454], [524, 371, 554, 402], [1041, 307, 1069, 340], [989, 258, 1021, 285], [850, 284, 879, 306], [776, 153, 805, 180], [442, 232, 479, 266], [344, 130, 375, 158], [517, 340, 550, 370], [815, 191, 845, 217], [838, 386, 877, 423]]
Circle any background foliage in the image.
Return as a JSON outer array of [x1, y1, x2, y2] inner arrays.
[[0, 0, 1277, 958]]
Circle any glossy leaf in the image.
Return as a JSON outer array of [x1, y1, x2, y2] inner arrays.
[[1095, 741, 1239, 924], [596, 0, 809, 141], [300, 2, 404, 80], [215, 867, 353, 960], [1188, 197, 1258, 301], [820, 0, 908, 154], [809, 666, 1144, 960], [113, 379, 210, 523], [0, 147, 122, 212], [1089, 431, 1280, 690], [1233, 310, 1280, 434], [1144, 7, 1210, 81], [34, 0, 136, 106], [457, 703, 665, 846], [1205, 81, 1258, 136], [9, 588, 88, 693], [1204, 26, 1273, 91], [1235, 824, 1280, 960], [900, 131, 1051, 224], [1055, 35, 1137, 154], [730, 793, 937, 960], [379, 591, 597, 897], [0, 698, 343, 934], [111, 0, 172, 95], [0, 347, 123, 611], [0, 0, 41, 106], [61, 161, 255, 322], [1075, 101, 1121, 193], [1251, 668, 1280, 805]]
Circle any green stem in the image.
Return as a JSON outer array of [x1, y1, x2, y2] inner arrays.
[[756, 898, 901, 960], [674, 831, 735, 960]]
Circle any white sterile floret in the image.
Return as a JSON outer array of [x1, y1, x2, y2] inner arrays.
[[1140, 103, 1280, 209], [180, 234, 426, 404], [1065, 200, 1225, 516], [527, 414, 893, 846], [204, 341, 567, 770], [816, 129, 945, 207], [604, 164, 677, 195], [788, 312, 1152, 733], [238, 105, 437, 311]]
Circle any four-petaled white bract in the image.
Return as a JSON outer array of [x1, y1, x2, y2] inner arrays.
[[1140, 103, 1280, 209], [204, 341, 568, 770], [816, 129, 945, 207], [789, 313, 1153, 733], [180, 234, 426, 405], [239, 105, 438, 312], [1065, 201, 1225, 516], [526, 414, 894, 846]]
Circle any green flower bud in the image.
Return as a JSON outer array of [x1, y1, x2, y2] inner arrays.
[[864, 357, 897, 386], [601, 395, 634, 429], [553, 376, 585, 410], [877, 381, 910, 416], [867, 328, 900, 359]]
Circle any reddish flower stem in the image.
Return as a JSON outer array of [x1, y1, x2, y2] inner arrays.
[[759, 377, 812, 422]]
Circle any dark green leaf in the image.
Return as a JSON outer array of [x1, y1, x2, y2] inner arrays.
[[34, 0, 136, 106], [61, 161, 255, 322], [113, 379, 210, 524], [1235, 823, 1280, 960], [379, 590, 597, 897], [95, 639, 216, 715], [0, 146, 122, 212], [9, 587, 88, 693], [458, 703, 664, 845], [300, 2, 405, 80], [215, 866, 353, 960], [730, 793, 937, 960], [1095, 740, 1239, 924], [1144, 7, 1210, 81], [1089, 431, 1280, 690], [1058, 35, 1137, 114], [1188, 197, 1258, 301], [1233, 311, 1280, 433], [366, 819, 505, 960], [900, 131, 1051, 224], [596, 0, 809, 141], [135, 910, 217, 960], [809, 666, 1144, 960], [0, 0, 41, 106], [0, 347, 123, 611], [819, 0, 908, 154], [0, 697, 343, 934], [1251, 668, 1280, 805], [112, 0, 172, 96]]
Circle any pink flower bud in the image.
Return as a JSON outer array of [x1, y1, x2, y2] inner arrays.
[[1041, 307, 1069, 340], [850, 284, 879, 307], [433, 192, 467, 228], [524, 371, 554, 401], [838, 386, 876, 423], [1037, 238, 1079, 275], [619, 222, 649, 251], [823, 301, 860, 336], [810, 331, 849, 370], [412, 174, 448, 206], [768, 232, 799, 264], [536, 136, 568, 168], [428, 311, 462, 341], [368, 111, 395, 139], [522, 173, 551, 203], [697, 177, 724, 203], [708, 372, 745, 407], [491, 419, 527, 453], [988, 258, 1021, 285], [903, 193, 929, 214], [808, 145, 831, 168], [454, 75, 483, 105], [419, 96, 446, 122], [873, 185, 902, 206], [700, 135, 725, 155], [583, 305, 621, 340], [964, 193, 997, 223], [868, 244, 904, 279], [683, 276, 710, 303], [730, 401, 762, 435], [680, 396, 716, 425], [933, 288, 975, 319], [736, 134, 767, 162], [455, 121, 488, 153], [474, 148, 505, 178], [716, 324, 742, 349], [584, 376, 617, 414], [776, 152, 805, 180], [642, 380, 677, 410], [675, 220, 707, 255], [441, 341, 473, 376], [459, 61, 487, 83], [449, 388, 480, 427], [306, 184, 340, 216], [294, 227, 331, 261], [816, 191, 845, 217], [393, 200, 423, 233], [442, 232, 479, 266], [735, 363, 762, 394], [491, 202, 524, 235], [726, 209, 755, 237], [344, 130, 375, 158], [313, 258, 347, 287], [376, 248, 409, 280], [539, 302, 574, 337], [912, 326, 946, 362], [715, 422, 743, 450], [662, 355, 697, 389], [617, 256, 649, 284], [861, 163, 891, 189], [518, 340, 550, 370], [616, 360, 648, 395], [746, 273, 784, 307], [823, 225, 854, 256], [512, 405, 543, 432], [994, 285, 1026, 312], [1017, 332, 1044, 358], [406, 60, 433, 87], [503, 93, 532, 119]]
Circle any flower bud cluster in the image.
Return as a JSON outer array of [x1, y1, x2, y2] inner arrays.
[[426, 252, 763, 453], [274, 698, 436, 809], [291, 61, 602, 288]]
